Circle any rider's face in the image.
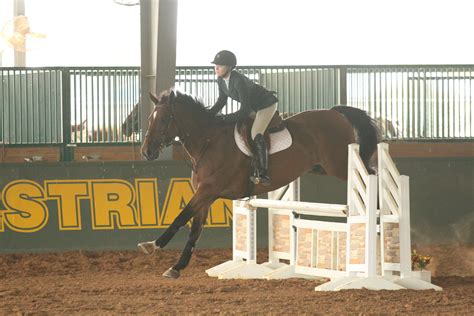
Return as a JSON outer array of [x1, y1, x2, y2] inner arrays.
[[214, 64, 230, 78]]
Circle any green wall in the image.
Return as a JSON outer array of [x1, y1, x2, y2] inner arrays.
[[300, 157, 474, 245], [0, 157, 472, 253], [0, 161, 232, 253]]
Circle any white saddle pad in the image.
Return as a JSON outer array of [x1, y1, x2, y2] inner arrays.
[[234, 125, 292, 157]]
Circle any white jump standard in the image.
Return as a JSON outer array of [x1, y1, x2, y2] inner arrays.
[[206, 143, 441, 291]]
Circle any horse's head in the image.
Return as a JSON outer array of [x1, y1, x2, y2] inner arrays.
[[122, 102, 140, 137], [141, 90, 179, 161]]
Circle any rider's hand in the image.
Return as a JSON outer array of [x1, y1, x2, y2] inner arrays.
[[206, 108, 217, 115], [215, 113, 226, 122]]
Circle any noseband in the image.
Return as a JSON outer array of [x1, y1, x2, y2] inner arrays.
[[145, 105, 179, 151]]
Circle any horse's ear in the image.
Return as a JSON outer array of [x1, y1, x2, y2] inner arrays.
[[149, 93, 160, 105], [169, 89, 176, 104]]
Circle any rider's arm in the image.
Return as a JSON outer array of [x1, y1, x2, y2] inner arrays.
[[221, 78, 252, 123], [207, 80, 227, 115]]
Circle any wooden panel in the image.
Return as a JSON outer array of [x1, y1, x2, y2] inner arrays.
[[74, 146, 142, 162], [1, 142, 471, 163], [386, 142, 474, 158], [0, 146, 60, 163]]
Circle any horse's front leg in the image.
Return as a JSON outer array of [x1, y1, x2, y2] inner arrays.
[[138, 185, 217, 278], [162, 208, 210, 278], [137, 203, 195, 254], [161, 186, 217, 278], [138, 171, 199, 255]]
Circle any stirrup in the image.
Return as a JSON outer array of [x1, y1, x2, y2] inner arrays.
[[137, 241, 159, 255], [250, 172, 271, 186]]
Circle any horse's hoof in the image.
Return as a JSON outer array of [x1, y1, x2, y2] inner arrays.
[[137, 241, 159, 255], [162, 267, 180, 279]]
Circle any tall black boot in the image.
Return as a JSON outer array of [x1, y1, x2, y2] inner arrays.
[[250, 134, 270, 185]]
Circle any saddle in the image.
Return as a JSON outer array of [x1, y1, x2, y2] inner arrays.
[[236, 110, 286, 151]]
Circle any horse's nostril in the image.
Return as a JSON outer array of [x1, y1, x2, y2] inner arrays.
[[144, 148, 155, 160]]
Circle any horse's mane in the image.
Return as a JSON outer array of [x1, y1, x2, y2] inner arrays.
[[174, 91, 208, 112], [161, 89, 217, 122]]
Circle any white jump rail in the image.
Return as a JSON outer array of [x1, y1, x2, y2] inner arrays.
[[208, 144, 381, 283], [260, 179, 316, 279], [207, 143, 442, 291], [314, 144, 400, 290], [261, 178, 350, 280], [205, 198, 275, 279]]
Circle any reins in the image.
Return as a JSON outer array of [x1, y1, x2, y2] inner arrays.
[[151, 99, 212, 173]]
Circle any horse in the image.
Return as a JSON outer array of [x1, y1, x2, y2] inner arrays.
[[139, 89, 379, 279], [122, 102, 140, 137]]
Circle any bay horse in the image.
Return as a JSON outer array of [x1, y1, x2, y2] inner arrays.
[[122, 102, 140, 137], [139, 89, 379, 279]]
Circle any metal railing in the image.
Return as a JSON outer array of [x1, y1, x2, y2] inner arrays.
[[0, 68, 63, 144], [69, 67, 140, 144], [0, 66, 141, 145], [1, 65, 473, 148], [347, 66, 473, 139], [176, 66, 343, 116]]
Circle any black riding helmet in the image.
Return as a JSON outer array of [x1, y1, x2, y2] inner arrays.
[[211, 50, 237, 69]]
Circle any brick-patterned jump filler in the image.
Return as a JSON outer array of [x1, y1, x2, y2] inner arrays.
[[206, 144, 442, 291]]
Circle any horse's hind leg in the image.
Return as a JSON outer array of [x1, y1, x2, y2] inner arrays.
[[163, 209, 209, 279], [319, 147, 349, 181]]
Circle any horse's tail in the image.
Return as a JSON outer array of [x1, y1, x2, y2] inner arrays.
[[331, 105, 380, 174]]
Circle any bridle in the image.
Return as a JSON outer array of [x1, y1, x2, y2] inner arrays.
[[145, 104, 179, 151], [144, 96, 211, 172]]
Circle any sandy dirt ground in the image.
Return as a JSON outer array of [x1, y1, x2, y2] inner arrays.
[[0, 244, 473, 315]]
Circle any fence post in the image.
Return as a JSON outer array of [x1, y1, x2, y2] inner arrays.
[[399, 175, 412, 278], [339, 66, 347, 105], [61, 68, 73, 161]]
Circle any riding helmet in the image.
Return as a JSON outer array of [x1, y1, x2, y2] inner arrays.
[[211, 50, 237, 68]]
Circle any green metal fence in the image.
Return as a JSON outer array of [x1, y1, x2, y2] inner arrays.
[[0, 68, 63, 144], [347, 66, 474, 139], [1, 65, 473, 148], [69, 67, 140, 144], [176, 66, 343, 116], [176, 65, 474, 140], [0, 67, 141, 146]]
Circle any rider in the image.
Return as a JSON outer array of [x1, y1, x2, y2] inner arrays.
[[208, 50, 278, 185]]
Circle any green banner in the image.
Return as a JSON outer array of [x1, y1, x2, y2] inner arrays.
[[0, 161, 233, 252]]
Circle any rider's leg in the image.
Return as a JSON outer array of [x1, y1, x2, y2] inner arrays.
[[251, 103, 277, 184]]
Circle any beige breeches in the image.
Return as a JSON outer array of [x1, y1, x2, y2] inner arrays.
[[251, 103, 278, 139]]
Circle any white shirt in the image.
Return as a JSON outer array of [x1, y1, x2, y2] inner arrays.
[[224, 77, 230, 90]]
